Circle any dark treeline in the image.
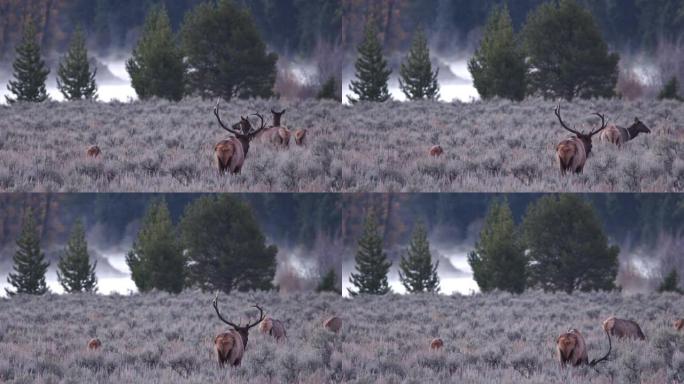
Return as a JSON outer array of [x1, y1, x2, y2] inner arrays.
[[0, 194, 682, 260], [343, 0, 684, 52], [0, 0, 341, 58]]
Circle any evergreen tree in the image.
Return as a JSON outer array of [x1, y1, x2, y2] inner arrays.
[[467, 199, 527, 293], [468, 5, 527, 101], [348, 212, 392, 296], [657, 269, 683, 293], [180, 195, 277, 293], [398, 221, 440, 293], [126, 4, 186, 101], [181, 0, 278, 100], [522, 195, 619, 293], [317, 76, 340, 101], [57, 27, 97, 101], [523, 0, 619, 100], [316, 269, 341, 294], [347, 20, 392, 103], [399, 28, 439, 100], [126, 199, 185, 293], [57, 219, 97, 293], [5, 208, 49, 296], [6, 19, 50, 104], [657, 77, 683, 101]]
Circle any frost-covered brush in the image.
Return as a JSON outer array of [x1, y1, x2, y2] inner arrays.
[[602, 316, 646, 340], [213, 100, 267, 174], [599, 118, 651, 148], [255, 109, 291, 147], [554, 104, 608, 175], [212, 293, 266, 367]]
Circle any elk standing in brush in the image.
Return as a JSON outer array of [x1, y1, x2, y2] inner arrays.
[[324, 316, 342, 333], [556, 328, 611, 367], [87, 338, 102, 350], [675, 319, 683, 331], [212, 293, 265, 367], [430, 338, 444, 350], [294, 129, 307, 146], [86, 145, 101, 158], [259, 317, 287, 341], [602, 316, 646, 340], [554, 105, 608, 175], [600, 118, 651, 147], [256, 109, 291, 147], [429, 145, 444, 157], [213, 100, 266, 174]]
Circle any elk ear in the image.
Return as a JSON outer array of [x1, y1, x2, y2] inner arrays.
[[634, 117, 640, 123]]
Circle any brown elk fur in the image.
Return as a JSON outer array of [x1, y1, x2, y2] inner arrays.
[[86, 145, 101, 158], [87, 338, 102, 350], [674, 319, 683, 331], [603, 317, 646, 340], [294, 129, 307, 146], [556, 139, 586, 174], [429, 145, 444, 157], [324, 316, 342, 333], [259, 317, 287, 341], [556, 329, 589, 367], [256, 127, 291, 147], [600, 119, 651, 147], [214, 330, 244, 367], [600, 125, 622, 146], [430, 338, 444, 350], [214, 138, 245, 174]]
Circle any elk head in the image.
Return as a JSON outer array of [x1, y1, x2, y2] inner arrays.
[[214, 100, 267, 157], [271, 109, 286, 127], [212, 292, 265, 349], [629, 118, 651, 137], [555, 104, 608, 158]]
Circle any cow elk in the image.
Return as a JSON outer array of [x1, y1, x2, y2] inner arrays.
[[554, 105, 608, 175], [259, 316, 287, 341], [324, 316, 342, 333], [212, 293, 265, 367], [213, 100, 267, 174], [556, 328, 611, 368], [675, 319, 683, 331], [430, 338, 444, 350], [602, 316, 646, 340], [294, 129, 307, 146], [429, 145, 444, 157], [600, 118, 651, 147], [256, 109, 291, 147], [87, 338, 102, 350], [86, 145, 101, 158]]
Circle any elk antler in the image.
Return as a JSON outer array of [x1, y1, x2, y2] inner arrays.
[[248, 112, 267, 138], [212, 292, 242, 329], [214, 99, 243, 136], [554, 104, 582, 136], [589, 112, 608, 137], [589, 328, 612, 367], [244, 304, 265, 329]]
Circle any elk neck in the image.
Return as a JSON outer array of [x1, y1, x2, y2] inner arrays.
[[626, 123, 641, 140], [577, 136, 593, 156], [238, 136, 251, 155], [272, 114, 282, 127]]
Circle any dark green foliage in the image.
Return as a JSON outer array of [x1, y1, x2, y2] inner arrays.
[[657, 77, 683, 101], [317, 76, 341, 101], [126, 199, 185, 293], [348, 212, 392, 296], [398, 222, 439, 293], [316, 269, 341, 294], [522, 0, 619, 100], [348, 20, 392, 103], [126, 5, 186, 101], [468, 199, 526, 293], [57, 219, 97, 293], [399, 28, 439, 100], [468, 5, 527, 101], [657, 269, 683, 294], [6, 208, 49, 296], [57, 28, 97, 101], [180, 0, 278, 100], [6, 19, 50, 104], [522, 195, 619, 293], [179, 195, 277, 294]]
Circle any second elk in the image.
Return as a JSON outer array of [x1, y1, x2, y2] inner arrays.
[[255, 109, 291, 147], [212, 293, 265, 367], [554, 104, 608, 175], [213, 100, 267, 174]]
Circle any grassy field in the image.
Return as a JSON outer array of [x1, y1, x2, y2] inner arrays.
[[0, 98, 682, 192], [0, 291, 682, 383]]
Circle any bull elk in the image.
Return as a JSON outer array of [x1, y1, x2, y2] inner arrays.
[[213, 100, 267, 174], [430, 338, 444, 350], [675, 319, 683, 331], [255, 109, 291, 147], [602, 316, 646, 340], [600, 118, 651, 147], [259, 317, 287, 341], [212, 293, 265, 367], [86, 145, 101, 158], [324, 316, 342, 333], [556, 328, 611, 368], [554, 105, 608, 174], [294, 129, 307, 146], [87, 338, 102, 350]]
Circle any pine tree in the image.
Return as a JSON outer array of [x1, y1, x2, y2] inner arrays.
[[398, 221, 439, 293], [126, 199, 185, 293], [317, 76, 340, 101], [467, 199, 527, 294], [127, 4, 186, 101], [316, 269, 341, 294], [658, 269, 683, 293], [6, 208, 49, 296], [347, 20, 392, 103], [468, 5, 527, 101], [57, 219, 97, 293], [657, 77, 683, 101], [399, 28, 439, 100], [348, 212, 392, 296], [57, 27, 97, 101], [6, 19, 50, 104]]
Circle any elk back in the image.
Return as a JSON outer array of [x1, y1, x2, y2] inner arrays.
[[214, 138, 245, 174], [324, 316, 342, 333], [214, 330, 244, 366], [602, 317, 646, 340]]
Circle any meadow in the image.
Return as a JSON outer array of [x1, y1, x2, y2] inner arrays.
[[0, 291, 682, 383], [0, 98, 682, 192]]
